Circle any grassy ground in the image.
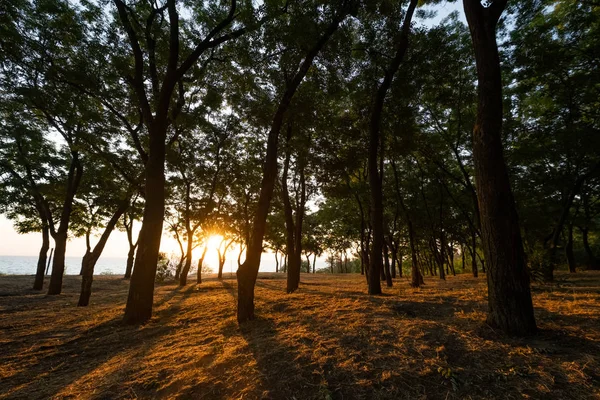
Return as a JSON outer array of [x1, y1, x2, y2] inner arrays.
[[0, 271, 599, 400]]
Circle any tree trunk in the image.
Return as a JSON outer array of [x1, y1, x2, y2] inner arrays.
[[179, 236, 193, 286], [282, 122, 302, 293], [33, 225, 50, 290], [78, 199, 129, 306], [124, 245, 136, 279], [368, 0, 419, 295], [409, 221, 423, 287], [237, 12, 347, 323], [312, 254, 317, 274], [196, 246, 208, 284], [218, 253, 226, 279], [383, 242, 393, 287], [464, 0, 536, 335], [275, 249, 279, 273], [123, 213, 139, 280], [566, 223, 576, 273], [580, 227, 600, 270], [471, 229, 478, 277], [45, 248, 53, 275], [123, 125, 167, 324], [48, 154, 83, 295]]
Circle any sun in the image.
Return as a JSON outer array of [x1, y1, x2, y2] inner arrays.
[[206, 234, 224, 252]]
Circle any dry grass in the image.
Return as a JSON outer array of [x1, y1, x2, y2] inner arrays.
[[1, 271, 599, 399]]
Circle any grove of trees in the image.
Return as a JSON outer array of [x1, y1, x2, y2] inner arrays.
[[1, 0, 599, 336]]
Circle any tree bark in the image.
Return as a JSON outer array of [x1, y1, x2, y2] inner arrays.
[[580, 227, 600, 270], [383, 242, 393, 287], [196, 246, 208, 284], [179, 230, 194, 286], [48, 153, 83, 295], [237, 10, 348, 323], [566, 223, 576, 273], [123, 212, 139, 279], [281, 121, 304, 293], [33, 224, 50, 290], [123, 124, 167, 324], [124, 245, 136, 279], [471, 229, 478, 277], [79, 199, 129, 306], [368, 0, 419, 295], [463, 0, 536, 335]]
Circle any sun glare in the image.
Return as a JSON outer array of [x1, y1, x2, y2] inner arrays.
[[206, 234, 224, 251]]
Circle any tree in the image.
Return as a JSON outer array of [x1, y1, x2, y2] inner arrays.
[[237, 0, 355, 323], [112, 0, 267, 324], [463, 0, 536, 335]]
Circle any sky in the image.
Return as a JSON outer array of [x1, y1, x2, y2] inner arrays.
[[0, 1, 467, 261]]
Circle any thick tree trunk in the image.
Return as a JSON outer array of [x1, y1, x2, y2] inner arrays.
[[123, 126, 166, 324], [312, 254, 317, 273], [237, 12, 347, 323], [33, 225, 50, 290], [464, 0, 536, 335]]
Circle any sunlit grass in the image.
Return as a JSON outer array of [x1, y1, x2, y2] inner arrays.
[[1, 272, 599, 399]]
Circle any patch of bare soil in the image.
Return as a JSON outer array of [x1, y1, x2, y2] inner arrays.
[[0, 271, 599, 399]]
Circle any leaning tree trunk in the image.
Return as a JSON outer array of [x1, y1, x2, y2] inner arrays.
[[33, 224, 50, 290], [124, 245, 136, 279], [464, 0, 536, 336], [237, 10, 348, 323], [368, 0, 418, 295], [196, 246, 208, 284], [79, 199, 129, 306]]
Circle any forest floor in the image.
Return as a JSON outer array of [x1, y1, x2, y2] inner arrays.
[[0, 271, 599, 400]]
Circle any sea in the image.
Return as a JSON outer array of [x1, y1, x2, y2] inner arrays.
[[0, 255, 128, 275], [0, 254, 303, 276]]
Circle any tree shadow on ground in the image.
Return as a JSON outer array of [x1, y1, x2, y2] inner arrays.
[[0, 284, 197, 399]]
